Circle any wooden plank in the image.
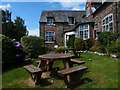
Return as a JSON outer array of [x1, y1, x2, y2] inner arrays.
[[58, 65, 88, 75], [70, 59, 85, 64], [23, 65, 43, 73], [35, 61, 41, 64]]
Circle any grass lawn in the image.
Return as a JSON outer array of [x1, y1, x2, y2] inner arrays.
[[2, 53, 119, 88]]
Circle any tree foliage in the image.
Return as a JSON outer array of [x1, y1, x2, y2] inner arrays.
[[2, 10, 28, 41], [21, 36, 48, 58], [1, 34, 16, 64], [98, 32, 117, 46]]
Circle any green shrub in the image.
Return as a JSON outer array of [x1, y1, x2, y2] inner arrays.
[[21, 36, 48, 58], [66, 37, 75, 48], [115, 38, 120, 58], [89, 45, 98, 52], [98, 32, 117, 54], [1, 34, 16, 64], [74, 38, 85, 51], [86, 39, 91, 51], [55, 46, 66, 53], [110, 38, 120, 58]]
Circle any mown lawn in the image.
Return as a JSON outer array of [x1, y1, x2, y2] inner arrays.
[[2, 53, 119, 88]]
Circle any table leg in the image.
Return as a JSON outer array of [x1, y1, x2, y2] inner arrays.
[[46, 61, 54, 71], [62, 59, 73, 84], [38, 60, 46, 68], [73, 50, 78, 57]]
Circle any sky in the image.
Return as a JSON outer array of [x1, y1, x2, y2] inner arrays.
[[1, 1, 86, 36]]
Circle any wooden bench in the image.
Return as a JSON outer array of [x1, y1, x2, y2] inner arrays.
[[75, 51, 81, 57], [70, 59, 85, 65], [57, 65, 88, 88], [23, 65, 43, 84]]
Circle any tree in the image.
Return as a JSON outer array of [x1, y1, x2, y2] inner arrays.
[[2, 10, 12, 23], [14, 17, 28, 41], [2, 10, 28, 41]]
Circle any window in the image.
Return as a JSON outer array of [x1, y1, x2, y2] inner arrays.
[[68, 17, 75, 25], [94, 23, 98, 39], [102, 14, 113, 32], [47, 17, 54, 25], [77, 24, 89, 40], [45, 31, 55, 43]]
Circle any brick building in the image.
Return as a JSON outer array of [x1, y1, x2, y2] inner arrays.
[[40, 11, 85, 50], [40, 1, 120, 50]]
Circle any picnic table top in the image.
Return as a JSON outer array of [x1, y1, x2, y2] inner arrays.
[[38, 53, 74, 61]]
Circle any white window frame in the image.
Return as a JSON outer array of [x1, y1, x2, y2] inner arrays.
[[46, 17, 54, 25], [76, 24, 89, 40], [45, 31, 55, 43], [102, 14, 113, 32], [94, 23, 98, 40], [68, 17, 75, 25]]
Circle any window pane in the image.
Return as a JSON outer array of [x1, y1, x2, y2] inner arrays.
[[109, 23, 113, 31], [106, 17, 108, 24], [45, 31, 54, 42], [80, 31, 83, 38], [94, 30, 98, 39], [84, 30, 88, 38], [103, 20, 105, 25], [102, 26, 105, 32], [80, 25, 83, 30], [106, 25, 109, 31], [68, 17, 74, 24], [47, 17, 54, 25], [109, 15, 112, 22], [84, 24, 88, 29]]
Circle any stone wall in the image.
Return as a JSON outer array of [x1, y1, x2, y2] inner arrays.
[[40, 22, 76, 50]]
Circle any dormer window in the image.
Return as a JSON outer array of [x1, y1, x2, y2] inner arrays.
[[68, 17, 75, 25], [47, 17, 54, 25]]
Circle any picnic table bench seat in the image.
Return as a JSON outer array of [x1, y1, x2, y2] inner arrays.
[[70, 59, 85, 65], [23, 65, 43, 84], [57, 65, 88, 88], [58, 65, 88, 76]]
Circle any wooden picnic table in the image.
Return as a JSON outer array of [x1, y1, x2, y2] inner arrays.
[[38, 53, 74, 71], [37, 53, 87, 87]]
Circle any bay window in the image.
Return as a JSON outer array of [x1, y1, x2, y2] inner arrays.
[[102, 14, 113, 32]]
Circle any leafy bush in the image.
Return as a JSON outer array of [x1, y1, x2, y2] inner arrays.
[[98, 32, 117, 46], [74, 38, 85, 51], [55, 46, 66, 53], [110, 38, 120, 58], [89, 45, 98, 52], [1, 34, 16, 64], [115, 38, 120, 58], [98, 32, 117, 54], [86, 39, 91, 51], [21, 36, 48, 58], [66, 37, 75, 48]]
